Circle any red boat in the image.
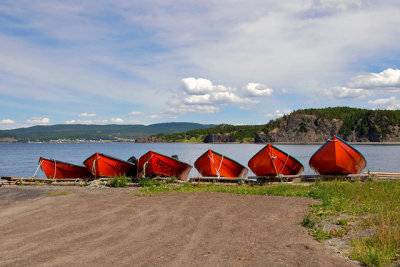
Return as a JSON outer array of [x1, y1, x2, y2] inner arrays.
[[83, 152, 136, 178], [194, 149, 248, 178], [309, 135, 367, 175], [248, 144, 304, 176], [137, 151, 192, 180], [39, 157, 93, 179]]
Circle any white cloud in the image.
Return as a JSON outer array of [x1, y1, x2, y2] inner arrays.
[[280, 88, 289, 94], [79, 112, 97, 117], [212, 91, 245, 103], [180, 77, 257, 105], [181, 77, 236, 95], [318, 86, 374, 99], [367, 96, 400, 110], [181, 78, 214, 94], [147, 113, 178, 119], [264, 109, 292, 118], [244, 83, 273, 97], [0, 119, 15, 124], [129, 111, 144, 116], [26, 117, 50, 124], [348, 68, 400, 88], [310, 0, 363, 12], [184, 94, 211, 104], [148, 114, 162, 119], [168, 105, 220, 114], [69, 119, 109, 124], [147, 104, 219, 121], [111, 117, 124, 123], [65, 120, 76, 124]]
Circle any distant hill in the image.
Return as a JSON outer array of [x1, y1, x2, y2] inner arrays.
[[0, 131, 19, 142], [0, 123, 216, 142], [153, 107, 400, 143]]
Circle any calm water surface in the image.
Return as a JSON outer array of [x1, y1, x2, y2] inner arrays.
[[0, 143, 399, 179]]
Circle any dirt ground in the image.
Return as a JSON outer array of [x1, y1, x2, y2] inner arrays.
[[0, 186, 358, 266]]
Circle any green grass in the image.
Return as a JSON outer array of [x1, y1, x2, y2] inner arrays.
[[138, 178, 162, 187], [42, 190, 70, 196], [108, 175, 131, 187], [300, 213, 315, 229], [310, 228, 332, 241], [139, 180, 400, 266]]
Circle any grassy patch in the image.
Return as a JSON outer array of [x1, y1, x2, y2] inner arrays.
[[138, 178, 162, 187], [139, 180, 400, 266], [42, 191, 70, 196], [140, 182, 312, 196], [300, 213, 315, 229], [108, 176, 131, 187], [310, 228, 332, 241]]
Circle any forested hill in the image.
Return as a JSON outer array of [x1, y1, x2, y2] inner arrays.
[[0, 123, 215, 142], [154, 107, 400, 143]]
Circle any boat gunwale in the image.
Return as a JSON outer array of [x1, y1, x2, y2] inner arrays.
[[83, 152, 136, 166], [143, 150, 192, 167], [39, 157, 89, 169]]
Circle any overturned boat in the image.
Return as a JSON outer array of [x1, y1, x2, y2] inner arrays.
[[39, 157, 93, 179], [137, 151, 192, 181], [83, 152, 137, 178], [194, 149, 248, 178], [248, 144, 304, 176], [309, 135, 367, 175]]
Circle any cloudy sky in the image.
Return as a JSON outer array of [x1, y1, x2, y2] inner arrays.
[[1, 0, 400, 129]]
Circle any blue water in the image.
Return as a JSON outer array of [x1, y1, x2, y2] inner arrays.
[[0, 143, 399, 178]]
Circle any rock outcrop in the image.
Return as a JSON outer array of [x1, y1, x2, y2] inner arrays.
[[135, 136, 166, 143], [203, 133, 234, 143], [257, 114, 342, 143], [254, 114, 400, 143]]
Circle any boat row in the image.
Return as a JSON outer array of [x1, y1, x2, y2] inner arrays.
[[38, 135, 367, 180]]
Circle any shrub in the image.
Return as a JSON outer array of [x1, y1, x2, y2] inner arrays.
[[108, 175, 131, 187], [300, 213, 315, 229]]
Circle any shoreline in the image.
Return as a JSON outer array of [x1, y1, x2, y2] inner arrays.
[[1, 141, 400, 145]]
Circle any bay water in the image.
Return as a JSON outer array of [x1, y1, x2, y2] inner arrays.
[[0, 143, 399, 179]]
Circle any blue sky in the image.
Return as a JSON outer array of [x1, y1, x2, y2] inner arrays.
[[1, 0, 400, 129]]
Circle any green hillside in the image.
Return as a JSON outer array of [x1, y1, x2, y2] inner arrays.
[[0, 131, 21, 142], [155, 124, 267, 142], [0, 123, 215, 142]]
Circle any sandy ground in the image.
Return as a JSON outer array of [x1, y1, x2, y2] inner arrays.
[[0, 186, 358, 266]]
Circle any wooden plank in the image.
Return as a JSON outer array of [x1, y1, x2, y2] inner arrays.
[[188, 177, 243, 183], [364, 172, 400, 175], [0, 181, 16, 186]]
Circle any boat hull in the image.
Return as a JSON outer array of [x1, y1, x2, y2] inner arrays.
[[194, 149, 248, 178], [137, 151, 192, 181], [309, 136, 367, 175], [83, 153, 137, 178], [248, 144, 304, 176], [39, 157, 93, 179]]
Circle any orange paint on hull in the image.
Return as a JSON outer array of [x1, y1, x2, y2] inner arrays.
[[309, 136, 367, 175], [194, 149, 248, 178], [39, 157, 93, 179], [137, 151, 192, 181], [83, 153, 136, 178], [248, 144, 304, 176]]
